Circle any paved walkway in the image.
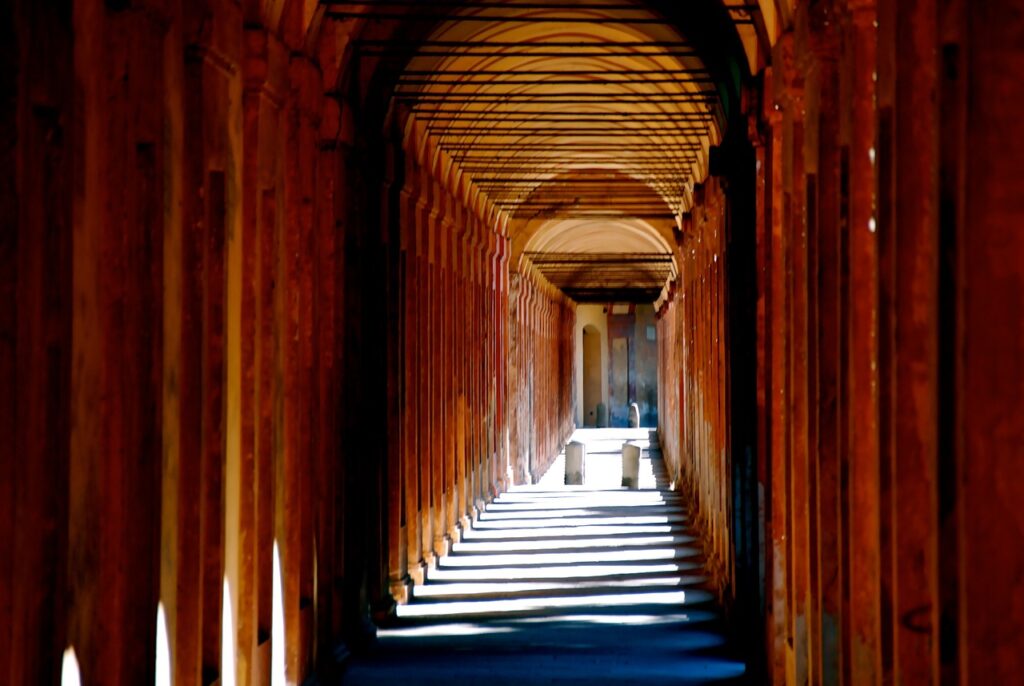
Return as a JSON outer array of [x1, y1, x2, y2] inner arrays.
[[340, 428, 746, 685]]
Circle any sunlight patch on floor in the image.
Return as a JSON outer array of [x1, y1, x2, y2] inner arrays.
[[460, 523, 684, 540], [438, 546, 699, 568], [410, 574, 708, 599], [395, 589, 696, 618], [383, 623, 517, 638], [451, 534, 686, 553], [471, 514, 683, 529], [426, 561, 700, 582]]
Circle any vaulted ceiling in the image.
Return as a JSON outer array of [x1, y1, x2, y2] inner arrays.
[[323, 0, 770, 302]]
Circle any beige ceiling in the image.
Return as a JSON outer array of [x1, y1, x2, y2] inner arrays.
[[323, 0, 775, 302]]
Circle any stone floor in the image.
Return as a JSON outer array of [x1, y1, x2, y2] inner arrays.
[[339, 428, 747, 685]]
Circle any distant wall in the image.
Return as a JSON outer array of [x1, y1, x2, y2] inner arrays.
[[574, 304, 609, 426], [574, 303, 658, 428]]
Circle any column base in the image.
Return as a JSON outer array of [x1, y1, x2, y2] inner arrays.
[[409, 558, 429, 586], [433, 534, 452, 560], [388, 574, 413, 606], [371, 593, 398, 628], [449, 521, 464, 547]]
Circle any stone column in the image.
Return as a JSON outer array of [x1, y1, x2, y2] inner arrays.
[[2, 2, 73, 683], [844, 0, 883, 681], [763, 65, 791, 686], [621, 442, 641, 490], [956, 0, 1024, 680], [801, 2, 844, 681], [441, 189, 459, 545], [384, 130, 410, 606], [781, 30, 814, 685], [401, 155, 424, 587], [415, 166, 434, 577], [565, 441, 586, 486], [70, 3, 173, 683]]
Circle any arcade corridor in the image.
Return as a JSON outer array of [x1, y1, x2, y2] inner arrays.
[[2, 1, 1023, 685]]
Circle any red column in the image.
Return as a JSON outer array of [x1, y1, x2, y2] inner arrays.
[[782, 35, 813, 684], [401, 161, 422, 585], [844, 1, 883, 681], [316, 135, 340, 653], [415, 167, 432, 575], [69, 4, 173, 683], [958, 0, 1024, 679], [455, 205, 470, 529], [804, 8, 844, 682], [442, 191, 458, 544], [765, 66, 791, 685], [428, 179, 445, 561], [2, 2, 73, 683]]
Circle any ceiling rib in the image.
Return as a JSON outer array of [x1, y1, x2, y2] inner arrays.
[[428, 132, 708, 140], [416, 113, 714, 121], [326, 1, 679, 8], [330, 12, 697, 25], [400, 78, 717, 87], [440, 142, 703, 149], [361, 46, 701, 56]]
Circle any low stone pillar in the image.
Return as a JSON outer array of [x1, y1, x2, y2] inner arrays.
[[596, 403, 608, 428], [628, 403, 640, 428], [621, 442, 641, 489], [564, 441, 586, 485]]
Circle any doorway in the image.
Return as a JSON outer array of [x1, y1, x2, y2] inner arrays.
[[582, 325, 602, 427]]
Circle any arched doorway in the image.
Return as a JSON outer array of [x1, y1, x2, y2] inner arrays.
[[582, 324, 602, 427]]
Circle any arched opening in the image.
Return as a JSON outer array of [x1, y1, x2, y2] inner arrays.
[[581, 324, 602, 426]]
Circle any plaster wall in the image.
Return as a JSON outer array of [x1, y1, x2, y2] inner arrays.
[[574, 305, 610, 426]]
